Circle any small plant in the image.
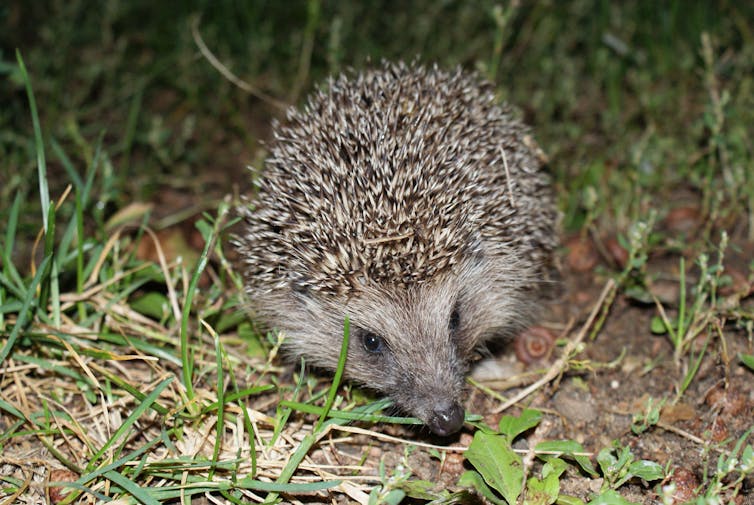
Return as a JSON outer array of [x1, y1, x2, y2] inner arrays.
[[458, 410, 664, 504], [615, 214, 657, 303], [366, 448, 470, 504], [701, 434, 754, 502], [650, 232, 729, 401], [369, 458, 416, 505], [651, 233, 728, 363], [631, 396, 665, 435], [661, 430, 754, 503], [597, 441, 665, 492], [459, 409, 554, 504]]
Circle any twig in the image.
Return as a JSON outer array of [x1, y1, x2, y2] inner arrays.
[[493, 278, 617, 413], [190, 16, 288, 111]]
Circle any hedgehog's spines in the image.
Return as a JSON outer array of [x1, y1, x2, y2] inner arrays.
[[239, 61, 555, 298]]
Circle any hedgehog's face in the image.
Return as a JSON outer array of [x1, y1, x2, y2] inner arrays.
[[342, 281, 471, 436], [275, 255, 530, 436]]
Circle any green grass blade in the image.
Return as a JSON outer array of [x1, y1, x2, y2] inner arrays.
[[180, 236, 210, 401], [677, 256, 686, 352], [76, 433, 165, 489], [0, 255, 51, 364], [12, 354, 93, 386], [204, 363, 264, 479], [75, 187, 86, 319], [85, 376, 174, 470], [16, 50, 50, 233], [0, 398, 27, 420], [82, 135, 103, 209], [1, 192, 26, 295], [180, 202, 231, 403], [201, 385, 276, 413], [269, 358, 306, 448], [676, 335, 710, 401], [51, 137, 84, 190], [49, 257, 61, 327], [233, 477, 341, 493], [264, 398, 389, 504], [143, 478, 341, 499], [315, 315, 350, 432], [0, 419, 26, 444], [279, 399, 422, 425], [104, 470, 160, 505], [210, 324, 225, 480], [92, 370, 169, 415], [37, 204, 56, 317], [120, 87, 143, 169]]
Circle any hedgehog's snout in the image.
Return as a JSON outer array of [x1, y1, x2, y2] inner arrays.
[[388, 342, 467, 436], [427, 400, 465, 436]]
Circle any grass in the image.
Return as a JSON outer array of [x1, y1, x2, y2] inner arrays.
[[2, 1, 754, 503]]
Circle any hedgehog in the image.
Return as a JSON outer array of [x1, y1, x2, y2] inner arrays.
[[235, 61, 558, 436]]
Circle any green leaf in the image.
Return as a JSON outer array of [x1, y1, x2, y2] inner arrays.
[[740, 353, 754, 372], [524, 459, 566, 505], [499, 408, 543, 439], [587, 489, 640, 505], [543, 458, 568, 479], [382, 489, 406, 505], [525, 477, 555, 505], [623, 285, 652, 304], [626, 460, 664, 482], [130, 292, 170, 319], [596, 446, 619, 474], [465, 431, 523, 504], [458, 470, 507, 505], [399, 479, 449, 500], [103, 470, 159, 505], [557, 495, 587, 505], [649, 316, 668, 334], [741, 444, 753, 470], [535, 440, 598, 477], [238, 323, 266, 358], [214, 309, 247, 333]]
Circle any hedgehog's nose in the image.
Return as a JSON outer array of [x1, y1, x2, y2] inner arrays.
[[428, 401, 465, 436]]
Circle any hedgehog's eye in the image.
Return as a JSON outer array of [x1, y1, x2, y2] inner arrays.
[[361, 331, 386, 354], [449, 302, 461, 334]]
